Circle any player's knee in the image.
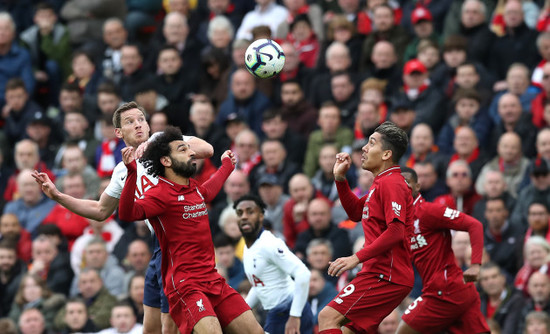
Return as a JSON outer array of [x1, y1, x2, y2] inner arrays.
[[161, 313, 178, 334], [318, 306, 343, 328], [143, 324, 161, 334]]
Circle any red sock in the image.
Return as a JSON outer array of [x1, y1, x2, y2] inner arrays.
[[319, 330, 342, 334]]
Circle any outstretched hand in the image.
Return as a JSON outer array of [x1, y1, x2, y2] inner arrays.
[[122, 147, 136, 165], [32, 170, 59, 200], [334, 153, 351, 181], [221, 150, 237, 165], [327, 254, 360, 277]]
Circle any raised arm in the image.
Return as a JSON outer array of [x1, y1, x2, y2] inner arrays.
[[32, 171, 118, 221], [186, 136, 214, 159], [334, 152, 367, 221], [200, 151, 236, 202]]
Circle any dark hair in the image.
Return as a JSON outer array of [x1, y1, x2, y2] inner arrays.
[[373, 4, 394, 15], [97, 81, 121, 97], [61, 81, 82, 94], [72, 50, 94, 63], [251, 25, 272, 39], [281, 78, 301, 87], [35, 223, 63, 239], [141, 125, 183, 178], [331, 70, 353, 82], [201, 47, 231, 73], [485, 196, 507, 208], [374, 121, 409, 163], [158, 45, 181, 58], [0, 239, 16, 252], [0, 318, 17, 334], [457, 61, 478, 73], [233, 193, 266, 214], [112, 101, 147, 128], [453, 88, 481, 104], [529, 200, 550, 212], [6, 78, 26, 92], [66, 297, 88, 314], [290, 14, 312, 31], [400, 166, 418, 183], [213, 233, 235, 248], [34, 2, 54, 13], [443, 35, 468, 52], [480, 262, 502, 275], [262, 108, 283, 122]]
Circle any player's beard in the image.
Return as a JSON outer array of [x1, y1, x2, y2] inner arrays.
[[171, 158, 197, 178], [239, 219, 262, 240]]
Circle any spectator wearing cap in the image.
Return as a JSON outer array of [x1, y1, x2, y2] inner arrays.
[[434, 159, 481, 215], [447, 126, 490, 181], [477, 132, 530, 198], [248, 139, 301, 194], [216, 68, 271, 137], [3, 78, 43, 146], [403, 6, 442, 62], [511, 158, 550, 228], [491, 63, 539, 125], [25, 111, 60, 168], [359, 4, 410, 70], [257, 174, 290, 234], [388, 98, 416, 135], [488, 0, 539, 81], [279, 79, 318, 137], [362, 41, 403, 98], [261, 109, 307, 166], [393, 59, 446, 134], [437, 88, 492, 154], [401, 0, 452, 35]]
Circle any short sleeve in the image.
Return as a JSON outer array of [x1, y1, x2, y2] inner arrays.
[[104, 162, 127, 199], [379, 180, 408, 226]]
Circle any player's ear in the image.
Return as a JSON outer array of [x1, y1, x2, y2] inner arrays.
[[382, 149, 393, 162], [161, 156, 171, 167], [114, 128, 123, 139]]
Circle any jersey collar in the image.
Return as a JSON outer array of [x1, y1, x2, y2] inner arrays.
[[375, 166, 401, 180]]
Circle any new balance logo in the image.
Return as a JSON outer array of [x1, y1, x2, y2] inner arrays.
[[392, 202, 401, 216], [443, 208, 460, 220], [196, 299, 205, 312], [178, 195, 185, 201]]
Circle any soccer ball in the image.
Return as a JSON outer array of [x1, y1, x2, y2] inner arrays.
[[244, 39, 285, 79]]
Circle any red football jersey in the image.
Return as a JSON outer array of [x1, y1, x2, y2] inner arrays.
[[338, 166, 414, 287], [410, 195, 484, 295]]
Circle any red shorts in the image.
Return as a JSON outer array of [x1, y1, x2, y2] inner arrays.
[[327, 274, 411, 334], [167, 278, 250, 334], [401, 284, 489, 334]]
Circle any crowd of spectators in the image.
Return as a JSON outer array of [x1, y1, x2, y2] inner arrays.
[[3, 0, 550, 333]]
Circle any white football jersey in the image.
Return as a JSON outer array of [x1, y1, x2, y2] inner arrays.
[[243, 230, 310, 316]]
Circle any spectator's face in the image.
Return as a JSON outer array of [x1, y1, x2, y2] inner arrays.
[[261, 141, 285, 168], [413, 164, 437, 190], [150, 113, 168, 134], [281, 43, 300, 71], [190, 104, 214, 129], [361, 89, 383, 106], [158, 49, 182, 75], [258, 184, 282, 206], [453, 127, 477, 156], [308, 270, 326, 296], [543, 64, 550, 94], [163, 14, 189, 44], [5, 87, 27, 111], [224, 171, 250, 202], [318, 107, 341, 135], [208, 0, 230, 13], [497, 134, 521, 163], [539, 38, 550, 61], [0, 18, 14, 45], [64, 113, 88, 139], [64, 302, 88, 331], [504, 0, 523, 28], [403, 72, 427, 89], [18, 171, 42, 205], [506, 66, 529, 95], [446, 164, 472, 195], [84, 244, 108, 269], [129, 276, 145, 304], [215, 245, 235, 268], [281, 83, 303, 107], [32, 239, 57, 265], [371, 42, 396, 69], [413, 21, 433, 39], [0, 214, 21, 239], [455, 66, 479, 89], [484, 172, 506, 198], [121, 46, 143, 75], [72, 55, 95, 79], [528, 273, 550, 304], [338, 0, 359, 14], [357, 103, 380, 130], [326, 46, 350, 72], [289, 176, 313, 202], [373, 7, 393, 31], [169, 0, 190, 14], [15, 142, 39, 170], [59, 91, 82, 113], [127, 242, 151, 272], [222, 215, 242, 239], [306, 244, 331, 270], [498, 95, 522, 125], [78, 270, 103, 299], [528, 204, 550, 233], [63, 175, 86, 199], [210, 28, 232, 49], [455, 98, 479, 121], [538, 130, 550, 160], [485, 200, 508, 231], [417, 46, 440, 70], [231, 70, 255, 100], [26, 123, 51, 143], [526, 319, 549, 334], [103, 21, 127, 49], [526, 244, 549, 269], [319, 146, 337, 174], [389, 109, 415, 130], [22, 276, 42, 303], [331, 75, 354, 102], [19, 309, 45, 334], [0, 247, 16, 273], [291, 21, 312, 43], [443, 50, 466, 68], [307, 200, 331, 231], [479, 267, 506, 296], [111, 306, 136, 333], [62, 147, 86, 175], [410, 125, 433, 155], [262, 116, 287, 139], [97, 93, 120, 115], [378, 310, 399, 334], [461, 0, 485, 28], [235, 133, 258, 162]]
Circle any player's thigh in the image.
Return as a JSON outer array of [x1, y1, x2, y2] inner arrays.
[[211, 281, 256, 331], [143, 305, 162, 334], [161, 312, 179, 334], [192, 316, 222, 334], [447, 286, 490, 334], [318, 305, 349, 329], [168, 290, 218, 334], [223, 309, 264, 334]]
